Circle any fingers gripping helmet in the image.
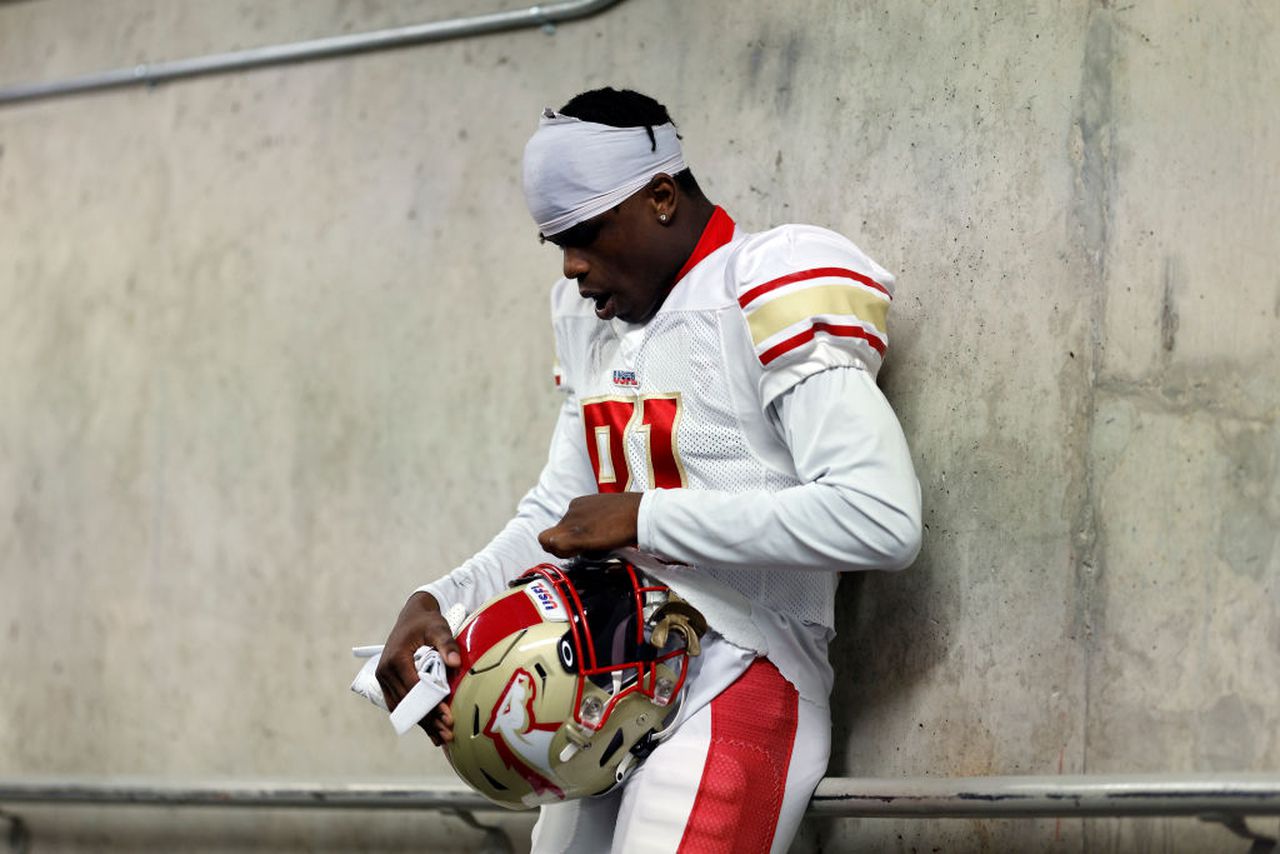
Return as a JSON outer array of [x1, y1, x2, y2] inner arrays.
[[444, 556, 706, 810]]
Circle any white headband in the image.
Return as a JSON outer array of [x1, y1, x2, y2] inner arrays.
[[522, 108, 687, 237]]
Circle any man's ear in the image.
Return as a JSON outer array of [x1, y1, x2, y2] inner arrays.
[[647, 173, 678, 222]]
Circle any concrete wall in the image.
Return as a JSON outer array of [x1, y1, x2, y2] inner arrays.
[[0, 0, 1276, 851]]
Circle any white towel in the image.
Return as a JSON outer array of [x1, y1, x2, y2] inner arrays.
[[350, 603, 468, 735]]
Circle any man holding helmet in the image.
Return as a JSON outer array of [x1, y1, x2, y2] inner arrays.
[[376, 87, 922, 853]]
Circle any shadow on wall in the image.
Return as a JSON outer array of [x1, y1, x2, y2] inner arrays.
[[827, 540, 950, 775], [826, 351, 954, 776]]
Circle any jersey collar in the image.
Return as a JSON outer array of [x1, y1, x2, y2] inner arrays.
[[673, 206, 736, 284]]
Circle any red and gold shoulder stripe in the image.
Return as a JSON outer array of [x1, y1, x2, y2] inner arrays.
[[738, 266, 891, 366]]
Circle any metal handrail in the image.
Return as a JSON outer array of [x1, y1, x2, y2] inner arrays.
[[3, 774, 1278, 851], [0, 778, 492, 811], [2, 773, 1279, 816], [808, 773, 1280, 818], [0, 0, 626, 105]]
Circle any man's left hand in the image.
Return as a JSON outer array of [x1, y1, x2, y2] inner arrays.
[[538, 493, 644, 558]]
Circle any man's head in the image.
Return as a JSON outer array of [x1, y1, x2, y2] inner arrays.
[[522, 88, 713, 324]]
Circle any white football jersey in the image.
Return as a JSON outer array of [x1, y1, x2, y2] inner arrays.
[[424, 208, 920, 702], [552, 208, 895, 629]]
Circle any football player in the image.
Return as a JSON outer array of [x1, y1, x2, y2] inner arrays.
[[377, 87, 922, 853]]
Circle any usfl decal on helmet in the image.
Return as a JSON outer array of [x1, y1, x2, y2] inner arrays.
[[444, 555, 707, 809]]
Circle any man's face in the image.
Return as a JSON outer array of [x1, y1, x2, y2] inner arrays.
[[543, 190, 676, 324]]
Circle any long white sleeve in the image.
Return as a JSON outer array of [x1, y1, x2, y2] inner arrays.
[[636, 366, 921, 573], [417, 395, 596, 614]]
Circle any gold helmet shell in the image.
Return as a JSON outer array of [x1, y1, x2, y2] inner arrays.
[[444, 557, 703, 810]]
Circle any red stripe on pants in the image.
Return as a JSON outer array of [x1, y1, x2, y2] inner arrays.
[[677, 659, 800, 854]]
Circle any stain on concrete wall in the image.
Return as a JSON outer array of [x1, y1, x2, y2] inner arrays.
[[0, 0, 1277, 851]]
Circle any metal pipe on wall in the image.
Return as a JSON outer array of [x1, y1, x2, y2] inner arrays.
[[3, 773, 1280, 816], [3, 775, 1278, 851], [807, 773, 1280, 818], [0, 0, 626, 106]]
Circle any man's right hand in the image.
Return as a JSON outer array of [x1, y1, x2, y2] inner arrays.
[[375, 591, 461, 746]]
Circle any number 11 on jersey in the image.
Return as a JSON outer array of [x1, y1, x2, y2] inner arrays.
[[581, 394, 687, 493]]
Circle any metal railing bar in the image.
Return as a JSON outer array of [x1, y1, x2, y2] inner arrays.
[[807, 774, 1280, 818], [0, 0, 626, 105], [0, 778, 493, 811], [2, 774, 1279, 818]]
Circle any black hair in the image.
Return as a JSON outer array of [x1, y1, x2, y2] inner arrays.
[[558, 87, 703, 196]]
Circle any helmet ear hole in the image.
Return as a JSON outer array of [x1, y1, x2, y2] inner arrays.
[[557, 635, 577, 672]]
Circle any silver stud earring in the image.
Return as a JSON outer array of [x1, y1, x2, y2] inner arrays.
[[659, 214, 669, 223]]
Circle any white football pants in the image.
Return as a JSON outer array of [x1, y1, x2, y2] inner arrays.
[[530, 658, 830, 854]]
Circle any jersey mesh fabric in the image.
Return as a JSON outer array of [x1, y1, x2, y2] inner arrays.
[[549, 220, 885, 632], [629, 307, 839, 628]]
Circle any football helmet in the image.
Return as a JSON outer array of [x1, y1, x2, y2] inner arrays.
[[443, 555, 706, 809]]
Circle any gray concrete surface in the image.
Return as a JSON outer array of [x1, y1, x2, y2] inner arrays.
[[0, 0, 1276, 851]]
